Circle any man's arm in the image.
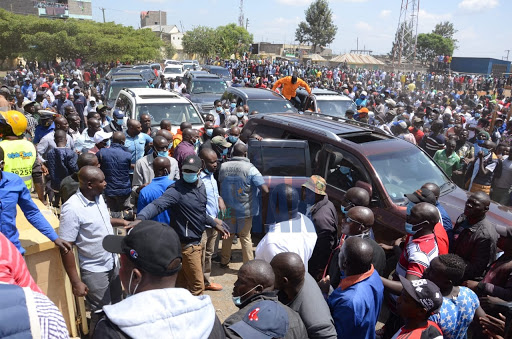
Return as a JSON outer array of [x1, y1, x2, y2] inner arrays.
[[299, 79, 312, 94], [137, 186, 178, 221], [463, 236, 495, 280], [271, 77, 284, 91], [381, 273, 420, 295]]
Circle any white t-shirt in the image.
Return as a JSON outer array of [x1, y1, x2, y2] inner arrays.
[[255, 213, 317, 271]]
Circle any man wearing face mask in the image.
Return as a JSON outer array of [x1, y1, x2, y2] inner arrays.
[[223, 259, 307, 339], [226, 126, 244, 159], [210, 100, 227, 127], [468, 140, 498, 195], [229, 99, 237, 114], [134, 154, 230, 296], [97, 131, 132, 218], [201, 121, 215, 144], [137, 157, 174, 224], [132, 136, 179, 203], [173, 128, 199, 172], [104, 109, 125, 134], [233, 106, 246, 128], [96, 220, 224, 338]]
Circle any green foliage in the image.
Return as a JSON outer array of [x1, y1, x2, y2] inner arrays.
[[416, 33, 454, 64], [0, 9, 162, 63], [182, 26, 218, 59], [295, 0, 337, 52], [163, 41, 177, 59], [215, 24, 253, 59], [432, 21, 458, 49]]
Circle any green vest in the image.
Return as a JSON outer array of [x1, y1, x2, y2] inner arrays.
[[0, 139, 36, 190]]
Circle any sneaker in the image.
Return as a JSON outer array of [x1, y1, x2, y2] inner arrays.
[[205, 283, 223, 291], [220, 263, 230, 269], [232, 236, 238, 245]]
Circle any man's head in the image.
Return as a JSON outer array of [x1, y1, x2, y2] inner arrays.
[[269, 252, 305, 298], [445, 139, 456, 154], [67, 113, 80, 130], [103, 220, 182, 295], [421, 183, 441, 201], [156, 129, 173, 145], [87, 118, 101, 137], [232, 143, 247, 157], [233, 260, 275, 307], [339, 237, 374, 276], [160, 119, 172, 131], [152, 135, 170, 157], [126, 119, 142, 137], [54, 116, 69, 132], [291, 75, 298, 84], [270, 184, 299, 222], [464, 191, 490, 220], [423, 254, 466, 292], [199, 148, 218, 174], [180, 122, 192, 131], [301, 175, 327, 204], [204, 121, 214, 137], [112, 131, 125, 145], [407, 202, 439, 236], [182, 128, 198, 144], [397, 276, 443, 321], [341, 187, 370, 215], [228, 126, 241, 143], [340, 206, 374, 236], [182, 154, 202, 184], [77, 153, 99, 169], [78, 166, 106, 197], [153, 156, 171, 178], [54, 129, 67, 147], [140, 113, 152, 131]]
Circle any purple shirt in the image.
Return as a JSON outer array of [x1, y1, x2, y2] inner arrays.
[[173, 140, 196, 171]]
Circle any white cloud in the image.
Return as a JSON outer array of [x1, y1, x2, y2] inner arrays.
[[379, 10, 391, 18], [458, 0, 499, 12], [355, 21, 372, 31], [417, 9, 452, 33], [140, 0, 166, 3], [276, 0, 313, 5]]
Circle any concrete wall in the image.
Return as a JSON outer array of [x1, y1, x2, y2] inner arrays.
[[68, 0, 92, 19], [0, 0, 38, 16], [451, 57, 511, 75], [141, 11, 166, 28]]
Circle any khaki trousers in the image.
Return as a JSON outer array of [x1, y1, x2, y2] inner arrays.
[[221, 217, 254, 265], [201, 227, 217, 286], [176, 243, 204, 295]]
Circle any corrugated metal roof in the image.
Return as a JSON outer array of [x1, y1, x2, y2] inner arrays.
[[330, 54, 385, 65]]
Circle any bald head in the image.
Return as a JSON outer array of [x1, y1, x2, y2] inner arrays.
[[78, 166, 105, 196], [410, 202, 439, 229], [180, 122, 192, 131], [153, 135, 168, 149], [212, 127, 225, 138], [471, 191, 491, 207], [182, 128, 196, 142], [239, 260, 275, 289], [54, 116, 68, 130], [153, 156, 170, 178], [340, 237, 374, 276], [77, 153, 98, 169], [270, 252, 305, 288], [233, 143, 247, 157], [422, 183, 440, 200], [156, 129, 173, 143], [345, 187, 370, 207], [199, 147, 217, 160], [347, 206, 374, 227], [112, 131, 125, 144]]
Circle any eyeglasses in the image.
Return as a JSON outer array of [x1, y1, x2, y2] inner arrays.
[[345, 216, 366, 228]]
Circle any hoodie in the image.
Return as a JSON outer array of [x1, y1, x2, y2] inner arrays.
[[99, 288, 216, 338]]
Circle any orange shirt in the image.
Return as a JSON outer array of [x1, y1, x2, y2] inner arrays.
[[272, 76, 311, 100]]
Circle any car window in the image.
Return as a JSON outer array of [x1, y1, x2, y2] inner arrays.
[[324, 146, 370, 193], [367, 146, 449, 203], [108, 82, 148, 101], [284, 132, 323, 175], [248, 139, 311, 177], [190, 80, 227, 94], [251, 124, 285, 139], [246, 99, 296, 114], [316, 99, 357, 117], [135, 103, 202, 125]]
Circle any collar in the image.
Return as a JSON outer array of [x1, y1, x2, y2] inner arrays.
[[230, 156, 250, 162], [76, 189, 99, 206], [199, 170, 213, 179], [340, 265, 375, 290]]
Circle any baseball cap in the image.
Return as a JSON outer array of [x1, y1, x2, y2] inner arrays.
[[413, 116, 423, 123], [89, 96, 96, 102], [302, 175, 327, 195], [97, 104, 108, 112], [399, 276, 443, 314], [228, 300, 289, 339], [92, 130, 112, 144], [404, 188, 436, 205], [54, 91, 61, 96], [103, 220, 182, 276], [22, 100, 36, 108], [394, 120, 408, 130], [212, 135, 232, 148], [41, 83, 49, 89], [358, 107, 369, 114], [113, 109, 124, 118], [182, 154, 202, 172]]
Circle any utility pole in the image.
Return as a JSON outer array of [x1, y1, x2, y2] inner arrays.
[[159, 10, 162, 39], [246, 18, 249, 30], [99, 7, 106, 23], [505, 50, 510, 61]]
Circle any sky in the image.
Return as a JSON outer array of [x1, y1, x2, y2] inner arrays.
[[92, 0, 511, 60]]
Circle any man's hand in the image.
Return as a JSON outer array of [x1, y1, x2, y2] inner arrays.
[[125, 219, 142, 230], [136, 183, 149, 194], [478, 150, 484, 159], [218, 199, 227, 219], [54, 238, 72, 254], [214, 218, 230, 239], [479, 295, 507, 313], [462, 280, 479, 291], [41, 164, 49, 176], [318, 275, 331, 294], [480, 313, 506, 339], [71, 281, 89, 297], [379, 243, 393, 251]]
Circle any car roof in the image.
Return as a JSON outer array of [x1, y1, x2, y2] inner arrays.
[[121, 88, 189, 102], [208, 66, 228, 70], [188, 72, 219, 79], [228, 87, 285, 100], [110, 77, 145, 82]]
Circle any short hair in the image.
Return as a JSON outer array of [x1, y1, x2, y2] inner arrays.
[[437, 254, 466, 285], [77, 153, 98, 169]]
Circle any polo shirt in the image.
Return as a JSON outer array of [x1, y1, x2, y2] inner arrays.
[[137, 176, 174, 224], [433, 150, 460, 177], [59, 190, 116, 272], [0, 171, 58, 255], [396, 233, 439, 278], [125, 132, 153, 171]]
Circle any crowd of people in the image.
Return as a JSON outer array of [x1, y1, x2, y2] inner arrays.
[[0, 59, 511, 339]]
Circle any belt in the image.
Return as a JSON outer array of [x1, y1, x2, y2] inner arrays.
[[182, 241, 201, 249]]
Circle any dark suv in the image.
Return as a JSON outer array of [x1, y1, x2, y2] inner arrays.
[[241, 113, 512, 243], [220, 87, 297, 114], [183, 72, 228, 115]]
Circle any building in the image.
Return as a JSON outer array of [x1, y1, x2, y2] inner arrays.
[[140, 10, 166, 28], [451, 57, 511, 76], [143, 24, 184, 51], [251, 42, 332, 60], [0, 0, 92, 20]]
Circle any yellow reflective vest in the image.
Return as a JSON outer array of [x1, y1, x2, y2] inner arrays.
[[0, 139, 36, 190]]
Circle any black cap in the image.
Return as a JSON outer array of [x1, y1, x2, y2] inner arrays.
[[102, 220, 182, 276], [399, 276, 443, 314], [405, 188, 436, 205], [182, 154, 202, 172]]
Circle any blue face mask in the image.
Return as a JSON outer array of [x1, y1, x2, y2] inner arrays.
[[116, 118, 124, 125], [447, 124, 454, 128], [222, 148, 228, 156], [232, 285, 261, 307], [340, 205, 348, 216], [157, 150, 168, 157], [216, 106, 222, 112], [236, 112, 244, 118], [480, 147, 490, 157], [477, 139, 485, 145], [194, 139, 200, 147], [474, 113, 481, 119], [205, 128, 213, 137], [228, 135, 238, 143], [339, 166, 351, 175], [230, 103, 236, 109], [406, 201, 415, 216], [405, 220, 427, 235], [182, 172, 198, 183]]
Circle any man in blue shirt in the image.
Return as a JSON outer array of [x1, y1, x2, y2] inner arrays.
[[125, 119, 152, 174], [0, 156, 71, 255], [320, 236, 384, 339], [137, 156, 174, 224], [199, 148, 226, 291], [51, 91, 74, 116]]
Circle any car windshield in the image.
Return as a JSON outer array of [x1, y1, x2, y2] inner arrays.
[[190, 80, 227, 94], [135, 103, 203, 125], [165, 68, 182, 74], [316, 99, 357, 117], [108, 82, 148, 100], [247, 99, 296, 113], [211, 68, 231, 78], [367, 147, 450, 203], [183, 64, 195, 70]]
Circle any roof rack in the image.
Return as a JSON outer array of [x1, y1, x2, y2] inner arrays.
[[303, 112, 389, 136]]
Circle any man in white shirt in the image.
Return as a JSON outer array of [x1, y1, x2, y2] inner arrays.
[[255, 184, 317, 271]]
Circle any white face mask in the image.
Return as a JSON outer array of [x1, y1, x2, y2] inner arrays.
[[127, 270, 140, 298]]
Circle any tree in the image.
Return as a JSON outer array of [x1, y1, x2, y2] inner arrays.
[[163, 41, 177, 59], [182, 26, 218, 60], [295, 0, 337, 53], [215, 23, 253, 59], [416, 33, 454, 65], [432, 21, 458, 49]]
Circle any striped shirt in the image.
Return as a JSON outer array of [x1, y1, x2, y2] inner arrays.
[[33, 290, 69, 339], [0, 232, 42, 294], [396, 234, 439, 278]]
